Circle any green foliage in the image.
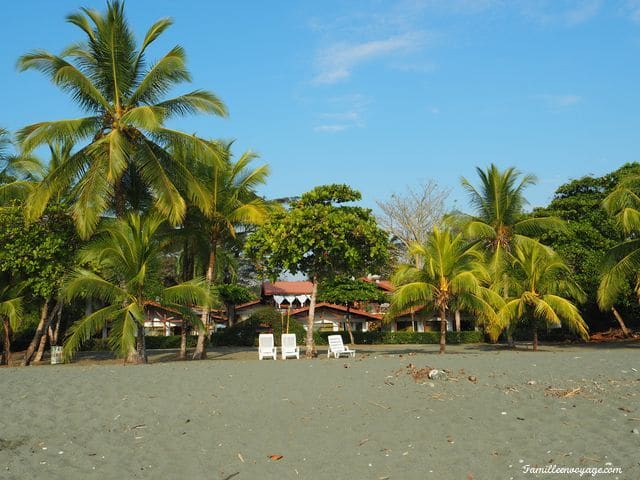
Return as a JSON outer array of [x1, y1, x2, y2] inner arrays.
[[18, 0, 227, 238], [317, 330, 484, 344], [62, 213, 212, 361], [389, 228, 500, 329], [218, 283, 255, 305], [491, 241, 589, 342], [533, 163, 640, 329], [245, 184, 389, 281], [81, 335, 199, 351], [318, 277, 387, 305], [210, 306, 319, 346], [0, 205, 78, 299]]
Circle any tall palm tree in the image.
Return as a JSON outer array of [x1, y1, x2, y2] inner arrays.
[[0, 128, 44, 207], [0, 274, 24, 366], [18, 1, 226, 238], [493, 241, 588, 351], [459, 164, 564, 344], [190, 143, 271, 359], [62, 213, 212, 363], [389, 227, 500, 353], [597, 175, 640, 334]]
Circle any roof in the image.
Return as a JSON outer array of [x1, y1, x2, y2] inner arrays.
[[362, 278, 395, 292], [289, 302, 384, 321], [236, 299, 262, 310], [262, 281, 314, 296]]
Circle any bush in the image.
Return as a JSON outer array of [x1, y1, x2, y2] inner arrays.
[[317, 330, 483, 345], [80, 335, 199, 351], [210, 307, 325, 346]]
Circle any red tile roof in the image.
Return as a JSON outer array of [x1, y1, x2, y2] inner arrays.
[[262, 281, 314, 296], [236, 299, 262, 310]]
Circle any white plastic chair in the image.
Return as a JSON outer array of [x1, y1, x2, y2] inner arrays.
[[281, 333, 300, 359], [258, 334, 277, 360], [327, 335, 356, 358]]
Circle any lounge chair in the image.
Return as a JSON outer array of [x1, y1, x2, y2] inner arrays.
[[281, 333, 300, 359], [258, 334, 277, 360], [327, 335, 356, 358]]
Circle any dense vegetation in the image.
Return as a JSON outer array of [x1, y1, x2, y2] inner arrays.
[[0, 1, 637, 365]]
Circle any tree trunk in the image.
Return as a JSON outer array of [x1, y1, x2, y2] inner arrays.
[[22, 299, 56, 366], [34, 329, 48, 363], [454, 309, 461, 332], [1, 317, 11, 366], [33, 301, 63, 364], [178, 321, 188, 360], [305, 276, 318, 358], [502, 273, 515, 348], [439, 307, 447, 354], [50, 304, 63, 346], [194, 245, 216, 360], [533, 326, 538, 352], [611, 307, 631, 337], [227, 303, 236, 327], [345, 305, 355, 345], [126, 324, 147, 364]]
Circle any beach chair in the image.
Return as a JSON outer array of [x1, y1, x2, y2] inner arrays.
[[258, 334, 277, 360], [281, 333, 300, 359], [327, 335, 356, 358]]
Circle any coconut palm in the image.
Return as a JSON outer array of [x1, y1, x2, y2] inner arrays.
[[62, 213, 212, 363], [18, 1, 226, 238], [0, 128, 44, 206], [493, 241, 588, 351], [190, 143, 271, 359], [0, 274, 24, 366], [597, 175, 640, 333], [389, 227, 500, 353], [459, 164, 564, 344]]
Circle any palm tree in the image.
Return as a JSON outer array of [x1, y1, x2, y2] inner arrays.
[[0, 128, 44, 207], [493, 241, 588, 351], [389, 227, 500, 353], [459, 164, 564, 344], [62, 213, 212, 363], [190, 144, 270, 360], [0, 274, 24, 366], [18, 1, 226, 239], [597, 175, 640, 335]]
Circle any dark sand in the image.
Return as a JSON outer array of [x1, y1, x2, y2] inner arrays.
[[1, 343, 639, 479]]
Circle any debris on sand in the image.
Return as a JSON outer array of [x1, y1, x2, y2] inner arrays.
[[544, 387, 581, 398]]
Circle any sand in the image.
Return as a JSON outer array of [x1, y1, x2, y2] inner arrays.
[[1, 343, 639, 480]]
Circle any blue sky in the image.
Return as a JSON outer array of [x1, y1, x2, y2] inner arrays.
[[1, 0, 639, 212]]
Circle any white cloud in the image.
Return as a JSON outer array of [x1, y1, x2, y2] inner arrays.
[[535, 94, 582, 108], [625, 0, 640, 22], [521, 0, 601, 26], [314, 124, 350, 133], [314, 32, 425, 84]]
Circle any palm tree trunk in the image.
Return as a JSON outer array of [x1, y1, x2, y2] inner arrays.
[[1, 317, 11, 366], [611, 307, 631, 337], [533, 326, 538, 352], [194, 245, 216, 360], [454, 309, 461, 332], [34, 301, 63, 364], [305, 276, 318, 358], [345, 305, 355, 345], [179, 320, 188, 360], [227, 303, 236, 327], [22, 299, 50, 366], [503, 274, 515, 348], [439, 307, 447, 354]]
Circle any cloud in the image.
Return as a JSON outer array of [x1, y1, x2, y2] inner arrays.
[[313, 32, 425, 84], [521, 0, 601, 26], [535, 94, 582, 108], [625, 0, 640, 22], [313, 124, 350, 133], [313, 94, 370, 133]]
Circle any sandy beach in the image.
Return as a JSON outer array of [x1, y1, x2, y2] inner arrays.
[[1, 343, 639, 480]]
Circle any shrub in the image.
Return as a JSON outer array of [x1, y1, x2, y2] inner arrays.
[[317, 330, 483, 345], [210, 307, 326, 346]]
